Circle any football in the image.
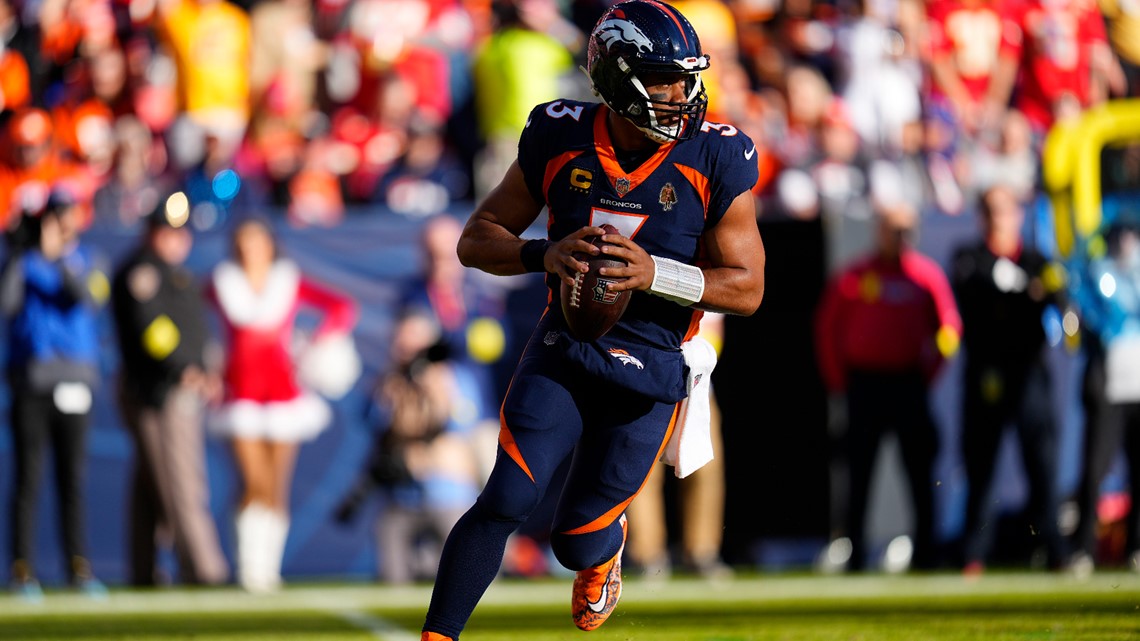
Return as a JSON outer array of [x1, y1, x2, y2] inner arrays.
[[560, 224, 631, 342]]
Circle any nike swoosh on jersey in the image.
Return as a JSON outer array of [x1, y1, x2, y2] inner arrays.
[[587, 582, 609, 613], [744, 146, 756, 160]]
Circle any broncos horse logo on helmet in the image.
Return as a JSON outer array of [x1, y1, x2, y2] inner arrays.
[[596, 19, 654, 53], [585, 0, 710, 143]]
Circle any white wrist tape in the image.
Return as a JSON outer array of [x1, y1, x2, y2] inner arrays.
[[650, 255, 705, 306]]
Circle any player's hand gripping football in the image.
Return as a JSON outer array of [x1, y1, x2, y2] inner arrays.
[[546, 226, 607, 287], [557, 224, 634, 342], [593, 230, 654, 293], [545, 226, 654, 292]]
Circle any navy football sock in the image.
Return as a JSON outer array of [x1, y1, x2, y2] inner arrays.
[[423, 502, 522, 639], [550, 521, 623, 571]]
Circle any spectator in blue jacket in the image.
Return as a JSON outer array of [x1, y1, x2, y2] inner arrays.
[[1, 190, 106, 600], [1071, 217, 1140, 572]]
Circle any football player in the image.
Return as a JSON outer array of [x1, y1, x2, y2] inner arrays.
[[420, 2, 765, 639]]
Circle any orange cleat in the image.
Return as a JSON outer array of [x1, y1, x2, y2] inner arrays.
[[571, 514, 627, 631], [421, 633, 453, 641]]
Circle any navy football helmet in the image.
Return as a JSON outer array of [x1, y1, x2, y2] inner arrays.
[[586, 0, 710, 143]]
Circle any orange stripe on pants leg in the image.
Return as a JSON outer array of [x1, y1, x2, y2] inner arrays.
[[498, 410, 536, 484], [561, 404, 680, 535], [496, 309, 551, 485]]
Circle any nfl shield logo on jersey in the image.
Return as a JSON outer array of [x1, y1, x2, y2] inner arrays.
[[615, 176, 631, 197]]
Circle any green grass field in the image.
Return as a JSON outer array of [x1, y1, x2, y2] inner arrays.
[[0, 572, 1137, 641]]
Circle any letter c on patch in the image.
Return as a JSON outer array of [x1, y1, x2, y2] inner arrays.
[[570, 168, 593, 190]]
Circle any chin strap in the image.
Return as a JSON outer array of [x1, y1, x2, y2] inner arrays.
[[637, 124, 674, 144], [649, 255, 704, 306]]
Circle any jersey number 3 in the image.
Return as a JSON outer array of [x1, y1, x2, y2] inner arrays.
[[546, 102, 584, 121]]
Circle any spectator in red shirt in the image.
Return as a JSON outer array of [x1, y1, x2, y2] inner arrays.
[[0, 108, 84, 227], [1004, 0, 1111, 134], [816, 200, 963, 571], [925, 0, 1022, 135], [0, 9, 30, 115]]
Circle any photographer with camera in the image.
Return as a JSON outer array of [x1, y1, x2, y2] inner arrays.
[[1, 188, 106, 600], [336, 308, 484, 584]]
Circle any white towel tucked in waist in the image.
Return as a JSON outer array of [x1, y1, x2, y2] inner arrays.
[[661, 336, 717, 478]]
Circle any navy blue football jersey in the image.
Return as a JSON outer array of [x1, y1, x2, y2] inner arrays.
[[516, 99, 758, 402]]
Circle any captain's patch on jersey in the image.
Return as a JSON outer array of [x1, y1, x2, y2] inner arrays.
[[571, 168, 593, 192]]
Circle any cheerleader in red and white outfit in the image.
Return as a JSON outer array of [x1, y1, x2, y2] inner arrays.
[[208, 218, 357, 592]]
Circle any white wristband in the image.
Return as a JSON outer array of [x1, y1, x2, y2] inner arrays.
[[650, 255, 705, 306]]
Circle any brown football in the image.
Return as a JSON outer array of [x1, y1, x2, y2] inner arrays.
[[560, 224, 631, 342]]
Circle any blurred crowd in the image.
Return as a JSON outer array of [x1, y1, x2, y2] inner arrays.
[[2, 0, 1140, 597], [0, 0, 1125, 237]]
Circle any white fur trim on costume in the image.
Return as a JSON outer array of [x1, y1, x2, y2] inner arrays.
[[297, 333, 362, 400], [213, 260, 301, 329], [209, 392, 331, 442]]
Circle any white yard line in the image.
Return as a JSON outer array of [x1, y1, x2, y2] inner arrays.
[[335, 608, 419, 641], [0, 573, 1132, 619]]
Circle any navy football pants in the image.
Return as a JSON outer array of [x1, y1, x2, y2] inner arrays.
[[423, 330, 677, 639]]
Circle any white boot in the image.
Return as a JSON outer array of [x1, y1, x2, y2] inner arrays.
[[262, 509, 289, 591], [236, 503, 275, 593]]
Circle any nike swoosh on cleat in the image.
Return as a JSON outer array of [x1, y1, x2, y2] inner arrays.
[[744, 146, 756, 160], [586, 582, 609, 613]]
